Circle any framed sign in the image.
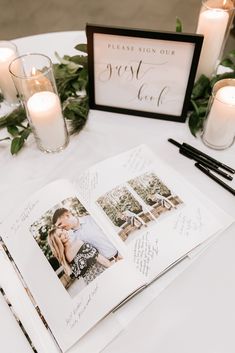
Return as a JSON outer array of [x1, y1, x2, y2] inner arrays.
[[86, 24, 203, 122]]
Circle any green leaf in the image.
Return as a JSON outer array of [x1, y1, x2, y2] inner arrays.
[[7, 125, 19, 137], [176, 18, 182, 33], [191, 75, 210, 99], [70, 55, 87, 67], [228, 49, 235, 58], [198, 105, 208, 115], [72, 81, 81, 91], [210, 71, 235, 87], [20, 128, 31, 140], [190, 100, 199, 116], [54, 52, 81, 71], [78, 67, 88, 81], [0, 107, 27, 129], [11, 136, 25, 155], [188, 111, 205, 137], [63, 97, 89, 134], [220, 58, 235, 69], [75, 44, 87, 53]]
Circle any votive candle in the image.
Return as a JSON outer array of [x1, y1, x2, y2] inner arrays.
[[27, 91, 68, 152], [0, 42, 19, 105], [203, 85, 235, 149]]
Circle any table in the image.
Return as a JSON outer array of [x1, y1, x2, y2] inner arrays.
[[1, 31, 235, 353]]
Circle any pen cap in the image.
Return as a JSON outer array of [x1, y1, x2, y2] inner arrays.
[[202, 78, 235, 150]]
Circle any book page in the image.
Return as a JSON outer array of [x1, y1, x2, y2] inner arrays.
[[75, 145, 234, 283], [0, 290, 34, 353], [1, 179, 144, 353], [0, 244, 59, 353]]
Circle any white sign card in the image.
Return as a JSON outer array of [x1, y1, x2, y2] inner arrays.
[[86, 25, 203, 122]]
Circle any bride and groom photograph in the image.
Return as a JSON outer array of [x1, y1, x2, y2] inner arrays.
[[30, 196, 122, 297]]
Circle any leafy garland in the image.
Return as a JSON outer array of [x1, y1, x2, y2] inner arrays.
[[0, 44, 89, 154], [188, 50, 235, 136], [1, 37, 235, 155]]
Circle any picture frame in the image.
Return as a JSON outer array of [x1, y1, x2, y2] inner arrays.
[[86, 24, 203, 123]]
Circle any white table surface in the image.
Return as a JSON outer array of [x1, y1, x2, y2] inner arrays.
[[1, 31, 235, 353]]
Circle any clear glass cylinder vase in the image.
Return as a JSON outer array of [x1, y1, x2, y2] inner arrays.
[[196, 0, 235, 79], [0, 41, 19, 106], [202, 78, 235, 150], [9, 53, 69, 153]]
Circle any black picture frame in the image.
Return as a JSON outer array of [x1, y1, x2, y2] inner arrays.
[[86, 24, 203, 123]]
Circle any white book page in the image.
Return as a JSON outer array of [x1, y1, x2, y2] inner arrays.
[[0, 247, 59, 353], [75, 144, 234, 283], [1, 179, 143, 353], [0, 291, 33, 353]]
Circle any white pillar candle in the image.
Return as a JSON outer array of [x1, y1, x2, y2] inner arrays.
[[0, 46, 18, 104], [196, 9, 229, 78], [27, 91, 67, 151], [203, 86, 235, 148]]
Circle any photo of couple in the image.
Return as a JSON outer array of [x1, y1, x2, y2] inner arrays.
[[97, 172, 183, 242], [30, 197, 121, 297]]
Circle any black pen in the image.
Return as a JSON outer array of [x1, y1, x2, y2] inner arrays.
[[169, 140, 233, 180], [195, 163, 235, 196], [192, 157, 232, 180], [168, 138, 235, 174]]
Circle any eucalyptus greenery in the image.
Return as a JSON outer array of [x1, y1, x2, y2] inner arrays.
[[175, 17, 183, 33], [0, 44, 89, 155], [188, 50, 235, 136]]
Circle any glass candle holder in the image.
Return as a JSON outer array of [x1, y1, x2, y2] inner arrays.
[[196, 0, 235, 79], [0, 41, 19, 106], [9, 53, 69, 153], [202, 78, 235, 150]]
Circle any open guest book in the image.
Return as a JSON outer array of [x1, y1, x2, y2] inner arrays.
[[0, 145, 233, 353]]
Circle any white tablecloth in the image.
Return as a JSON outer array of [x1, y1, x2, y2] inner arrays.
[[1, 31, 235, 353]]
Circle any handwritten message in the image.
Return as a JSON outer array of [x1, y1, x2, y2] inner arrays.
[[133, 232, 159, 277], [10, 200, 39, 234], [122, 146, 153, 173], [66, 284, 98, 329], [77, 170, 99, 206], [173, 208, 203, 238]]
